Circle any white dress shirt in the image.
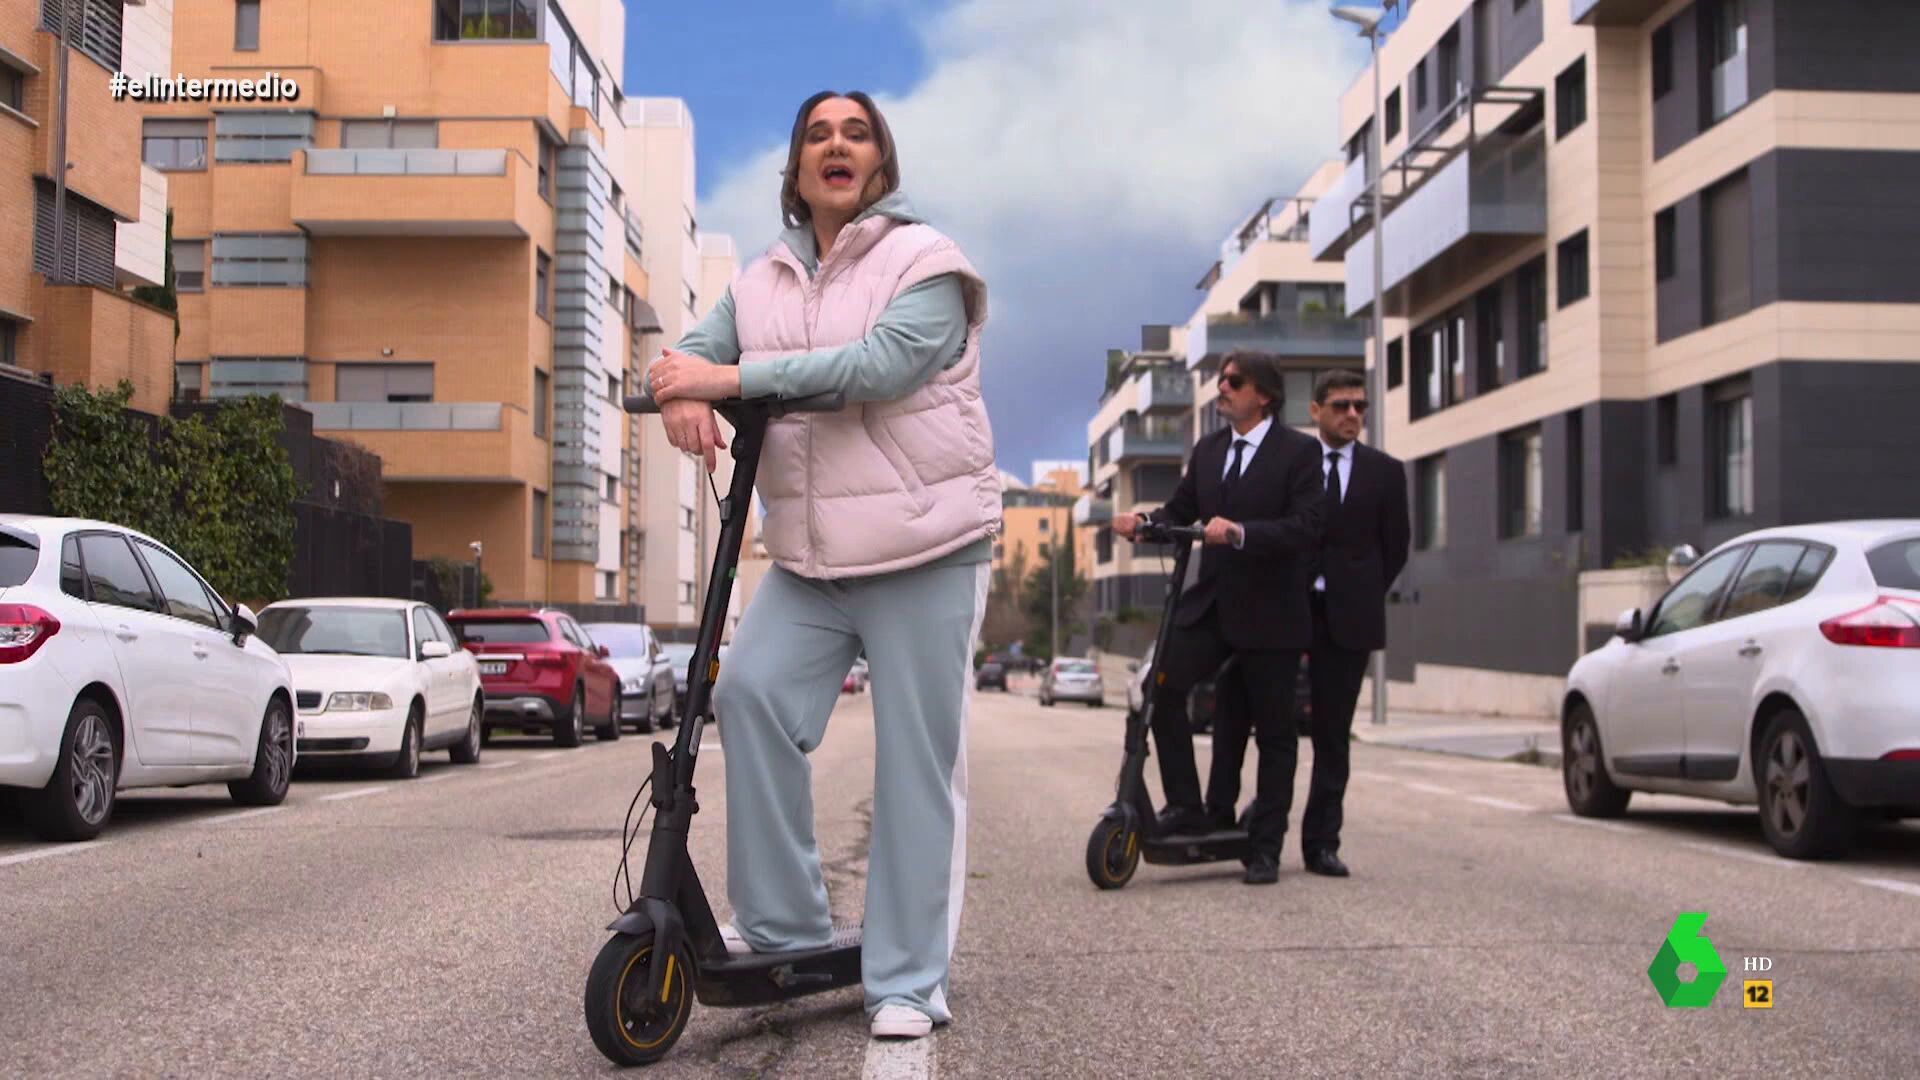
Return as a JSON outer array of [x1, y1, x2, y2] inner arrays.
[[1222, 417, 1271, 550], [1314, 435, 1355, 591]]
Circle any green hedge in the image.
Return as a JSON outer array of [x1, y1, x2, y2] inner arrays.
[[44, 380, 301, 603]]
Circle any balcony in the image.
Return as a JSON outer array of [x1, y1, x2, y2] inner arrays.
[[290, 149, 543, 237], [1187, 309, 1368, 365], [1215, 197, 1314, 282], [1341, 86, 1547, 317], [305, 402, 504, 431], [1072, 495, 1113, 528], [1571, 0, 1671, 25], [1134, 368, 1192, 414], [1308, 155, 1371, 262], [1107, 418, 1189, 465]]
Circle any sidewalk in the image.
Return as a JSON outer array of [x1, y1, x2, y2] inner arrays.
[[1351, 709, 1562, 769]]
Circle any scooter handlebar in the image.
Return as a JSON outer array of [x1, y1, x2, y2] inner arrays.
[[1135, 521, 1206, 543], [623, 389, 846, 417]]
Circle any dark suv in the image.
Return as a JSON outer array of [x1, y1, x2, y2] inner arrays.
[[447, 608, 621, 746], [975, 661, 1007, 691]]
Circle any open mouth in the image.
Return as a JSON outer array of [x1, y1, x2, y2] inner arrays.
[[822, 164, 855, 189]]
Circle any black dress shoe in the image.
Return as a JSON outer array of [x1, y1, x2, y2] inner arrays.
[[1304, 850, 1350, 877], [1156, 805, 1212, 835], [1244, 856, 1279, 885]]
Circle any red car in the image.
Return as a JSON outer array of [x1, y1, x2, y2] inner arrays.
[[446, 608, 621, 746]]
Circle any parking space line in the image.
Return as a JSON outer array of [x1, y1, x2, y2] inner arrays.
[[862, 1032, 933, 1080], [1856, 877, 1920, 899], [0, 841, 109, 869], [1551, 813, 1639, 835], [478, 761, 520, 770], [1467, 796, 1533, 813], [318, 786, 388, 803], [416, 771, 456, 783], [206, 807, 284, 826], [1404, 781, 1457, 797], [529, 751, 563, 761], [1678, 840, 1810, 869]]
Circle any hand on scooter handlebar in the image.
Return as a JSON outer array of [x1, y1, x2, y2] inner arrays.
[[622, 387, 846, 417], [1133, 519, 1206, 544]]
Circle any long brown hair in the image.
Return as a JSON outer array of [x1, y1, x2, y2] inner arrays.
[[779, 90, 902, 229]]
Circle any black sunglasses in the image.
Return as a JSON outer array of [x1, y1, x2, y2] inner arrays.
[[1218, 373, 1246, 390], [1323, 398, 1369, 413]]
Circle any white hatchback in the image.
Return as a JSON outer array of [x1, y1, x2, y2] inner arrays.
[[256, 598, 484, 778], [0, 516, 295, 841], [1562, 520, 1920, 859]]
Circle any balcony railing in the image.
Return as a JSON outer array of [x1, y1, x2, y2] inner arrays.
[[1219, 196, 1314, 276], [1308, 154, 1371, 261], [1107, 417, 1189, 464], [624, 209, 644, 260], [1188, 309, 1369, 364], [1571, 0, 1670, 25], [1134, 368, 1193, 414], [302, 148, 509, 176], [305, 401, 503, 431]]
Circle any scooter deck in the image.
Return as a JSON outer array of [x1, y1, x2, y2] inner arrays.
[[1142, 828, 1250, 866], [695, 926, 863, 1008]]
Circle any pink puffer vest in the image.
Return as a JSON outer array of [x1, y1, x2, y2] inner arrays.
[[732, 213, 1002, 579]]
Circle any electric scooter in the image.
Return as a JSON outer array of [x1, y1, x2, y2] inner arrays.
[[1084, 520, 1251, 889], [584, 387, 856, 1067]]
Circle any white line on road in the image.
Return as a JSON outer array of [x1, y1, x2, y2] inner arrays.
[[1856, 877, 1920, 898], [529, 751, 564, 761], [417, 771, 456, 783], [1404, 781, 1457, 796], [1551, 813, 1639, 835], [318, 786, 389, 803], [1678, 840, 1810, 869], [862, 1035, 933, 1080], [0, 841, 109, 869], [206, 807, 284, 826], [1467, 796, 1533, 813], [478, 760, 520, 770]]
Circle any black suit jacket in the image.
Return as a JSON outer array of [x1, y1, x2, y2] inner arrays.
[[1312, 440, 1412, 652], [1148, 422, 1326, 651]]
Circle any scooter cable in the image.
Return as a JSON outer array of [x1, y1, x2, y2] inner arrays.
[[613, 770, 656, 914]]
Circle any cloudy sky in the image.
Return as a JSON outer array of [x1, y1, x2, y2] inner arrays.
[[624, 0, 1373, 478]]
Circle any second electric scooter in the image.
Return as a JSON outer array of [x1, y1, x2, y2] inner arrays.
[[584, 387, 858, 1067], [1084, 519, 1251, 889]]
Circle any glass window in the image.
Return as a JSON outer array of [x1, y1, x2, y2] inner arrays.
[[536, 251, 551, 318], [1499, 427, 1543, 539], [77, 534, 160, 613], [174, 239, 205, 291], [583, 624, 651, 658], [258, 606, 410, 658], [534, 369, 550, 438], [235, 0, 260, 50], [213, 111, 315, 162], [425, 608, 461, 650], [1652, 23, 1674, 100], [1555, 56, 1587, 138], [143, 119, 209, 171], [532, 489, 548, 558], [336, 363, 433, 403], [1783, 546, 1834, 603], [1, 320, 15, 368], [1866, 540, 1920, 592], [1416, 455, 1446, 550], [0, 531, 38, 587], [1704, 169, 1753, 326], [1646, 546, 1747, 639], [210, 233, 309, 287], [1557, 230, 1590, 308], [1721, 542, 1807, 620], [1, 66, 22, 112], [341, 119, 437, 149], [135, 541, 224, 629], [413, 608, 439, 654], [60, 536, 86, 598], [1655, 208, 1676, 282], [448, 616, 550, 644], [1710, 390, 1753, 518], [435, 0, 539, 40]]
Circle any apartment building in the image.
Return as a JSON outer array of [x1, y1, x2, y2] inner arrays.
[[1081, 167, 1370, 620], [993, 462, 1088, 585], [1312, 0, 1920, 714], [4, 0, 176, 413], [150, 0, 684, 611]]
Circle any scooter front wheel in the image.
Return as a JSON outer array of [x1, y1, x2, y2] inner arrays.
[[585, 930, 695, 1066], [1085, 815, 1140, 890]]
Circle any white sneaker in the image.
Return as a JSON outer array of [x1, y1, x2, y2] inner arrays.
[[870, 1005, 933, 1039], [720, 925, 755, 956]]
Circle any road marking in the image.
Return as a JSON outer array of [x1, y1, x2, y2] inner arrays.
[[1551, 813, 1639, 835], [1404, 781, 1457, 796], [0, 841, 109, 868], [1856, 877, 1920, 899], [1467, 796, 1533, 813], [206, 806, 284, 826], [1677, 840, 1810, 869], [478, 760, 520, 770], [318, 786, 388, 803], [529, 751, 564, 761], [862, 1034, 933, 1080], [417, 771, 456, 783]]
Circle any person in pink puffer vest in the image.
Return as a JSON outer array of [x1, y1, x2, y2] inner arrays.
[[644, 91, 1000, 1042]]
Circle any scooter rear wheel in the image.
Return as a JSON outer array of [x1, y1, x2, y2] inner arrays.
[[1085, 816, 1140, 890], [585, 930, 694, 1066]]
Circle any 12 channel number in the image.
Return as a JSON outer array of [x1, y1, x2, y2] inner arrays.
[[1743, 980, 1773, 1009]]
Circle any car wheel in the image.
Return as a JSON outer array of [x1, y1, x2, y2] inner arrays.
[[450, 696, 483, 765], [659, 688, 677, 729], [24, 697, 118, 842], [389, 707, 423, 780], [230, 696, 293, 807], [1562, 701, 1630, 818], [1756, 707, 1856, 860], [597, 688, 622, 741], [556, 684, 585, 748]]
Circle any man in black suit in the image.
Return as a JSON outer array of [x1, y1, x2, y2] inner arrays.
[[1293, 369, 1411, 878], [1112, 351, 1326, 885]]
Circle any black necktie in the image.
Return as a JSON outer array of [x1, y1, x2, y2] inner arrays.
[[1221, 438, 1248, 502], [1326, 449, 1343, 505]]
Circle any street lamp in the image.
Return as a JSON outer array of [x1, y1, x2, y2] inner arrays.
[[1332, 2, 1394, 727], [468, 541, 484, 608]]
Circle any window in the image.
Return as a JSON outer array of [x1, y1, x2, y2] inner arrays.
[[211, 233, 308, 287], [543, 0, 598, 117], [1655, 393, 1677, 465], [1555, 57, 1587, 139], [1096, 528, 1114, 564], [234, 0, 260, 50], [1721, 542, 1808, 620], [1865, 542, 1920, 592], [1413, 59, 1428, 112], [537, 135, 554, 202], [1384, 89, 1402, 142], [681, 507, 695, 530], [1345, 120, 1370, 165], [208, 357, 307, 400], [685, 208, 697, 241], [1654, 208, 1676, 282], [32, 179, 116, 287], [1557, 231, 1590, 308], [137, 541, 224, 629], [434, 0, 541, 40], [1651, 23, 1674, 100], [77, 534, 159, 613], [1710, 382, 1753, 519], [1, 320, 17, 367], [1436, 28, 1462, 111], [1415, 455, 1446, 550], [1785, 546, 1835, 601], [533, 369, 549, 438], [1499, 426, 1543, 539], [684, 284, 696, 313], [602, 571, 618, 599], [1476, 286, 1505, 391], [1, 65, 22, 113], [1386, 338, 1403, 390], [535, 251, 551, 318], [142, 119, 208, 171], [340, 119, 438, 149], [1566, 409, 1584, 532], [174, 362, 203, 402], [1706, 0, 1749, 122], [532, 489, 548, 558], [680, 582, 695, 605], [39, 0, 125, 71], [1645, 545, 1745, 639], [604, 473, 618, 502], [60, 537, 85, 599], [412, 608, 440, 656], [336, 363, 433, 403], [1704, 170, 1752, 326], [213, 111, 315, 162], [174, 239, 205, 291], [1517, 258, 1547, 376]]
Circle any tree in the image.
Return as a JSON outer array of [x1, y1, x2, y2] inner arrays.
[[979, 547, 1029, 654], [1019, 526, 1088, 661]]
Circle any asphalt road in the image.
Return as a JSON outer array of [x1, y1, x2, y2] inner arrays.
[[4, 686, 1919, 1078]]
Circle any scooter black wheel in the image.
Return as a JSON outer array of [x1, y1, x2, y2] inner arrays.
[[1085, 816, 1140, 890], [585, 931, 694, 1066]]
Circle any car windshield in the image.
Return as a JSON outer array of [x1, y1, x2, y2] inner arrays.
[[1057, 660, 1096, 674], [660, 643, 696, 668], [583, 624, 650, 657], [0, 530, 38, 588], [1868, 539, 1920, 591], [450, 617, 550, 644], [258, 606, 409, 658]]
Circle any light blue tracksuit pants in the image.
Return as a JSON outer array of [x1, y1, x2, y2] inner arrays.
[[713, 556, 990, 1023]]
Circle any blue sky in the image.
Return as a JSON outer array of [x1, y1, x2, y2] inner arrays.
[[622, 1, 1370, 480]]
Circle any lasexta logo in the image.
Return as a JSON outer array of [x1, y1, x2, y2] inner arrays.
[[1648, 912, 1727, 1007]]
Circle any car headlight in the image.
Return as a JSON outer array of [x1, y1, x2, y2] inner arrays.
[[623, 677, 642, 692], [327, 692, 394, 712]]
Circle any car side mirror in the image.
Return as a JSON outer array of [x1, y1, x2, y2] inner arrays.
[[597, 645, 611, 659], [230, 602, 258, 644], [1666, 543, 1700, 585], [420, 640, 453, 660], [1126, 661, 1140, 673], [1615, 607, 1644, 643]]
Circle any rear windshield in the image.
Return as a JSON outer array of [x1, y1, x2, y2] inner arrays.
[[0, 531, 38, 588], [583, 624, 650, 657], [258, 606, 410, 658], [1057, 660, 1096, 674], [1867, 540, 1920, 591], [451, 617, 551, 644]]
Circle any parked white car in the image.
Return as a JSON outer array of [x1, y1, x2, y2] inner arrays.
[[1040, 657, 1105, 707], [0, 516, 295, 841], [257, 598, 484, 777], [1562, 520, 1920, 859]]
